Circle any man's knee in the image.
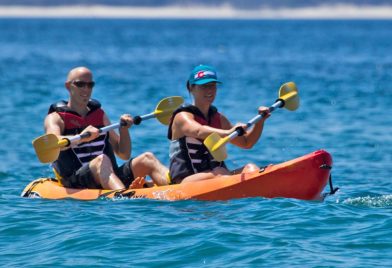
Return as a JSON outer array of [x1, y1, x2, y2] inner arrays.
[[140, 152, 157, 164], [90, 154, 112, 171]]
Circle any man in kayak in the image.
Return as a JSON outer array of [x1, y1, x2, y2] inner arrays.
[[44, 66, 169, 190], [168, 64, 271, 184]]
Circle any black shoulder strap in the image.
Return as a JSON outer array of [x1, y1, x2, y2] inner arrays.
[[173, 104, 218, 119], [87, 99, 101, 111], [48, 99, 102, 115], [48, 100, 68, 114], [167, 104, 218, 139]]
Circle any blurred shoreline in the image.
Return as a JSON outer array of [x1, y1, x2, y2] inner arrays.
[[0, 5, 391, 19]]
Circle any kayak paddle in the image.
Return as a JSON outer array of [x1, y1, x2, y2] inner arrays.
[[33, 96, 184, 163], [204, 82, 299, 161]]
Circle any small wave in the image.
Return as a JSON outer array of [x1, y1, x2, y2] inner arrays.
[[342, 195, 392, 208]]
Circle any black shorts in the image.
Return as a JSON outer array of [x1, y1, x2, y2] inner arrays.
[[60, 159, 135, 189], [169, 159, 227, 184]]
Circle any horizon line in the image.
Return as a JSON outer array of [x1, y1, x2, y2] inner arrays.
[[0, 4, 392, 19]]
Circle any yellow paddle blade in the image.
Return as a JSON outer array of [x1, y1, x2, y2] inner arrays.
[[154, 96, 184, 125], [279, 82, 299, 111], [32, 134, 62, 163], [203, 133, 228, 162]]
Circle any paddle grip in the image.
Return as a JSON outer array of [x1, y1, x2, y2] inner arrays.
[[133, 116, 142, 125], [235, 126, 246, 136], [80, 132, 91, 139], [136, 112, 156, 124], [274, 99, 285, 109]]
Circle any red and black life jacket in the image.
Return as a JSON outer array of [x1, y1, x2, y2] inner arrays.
[[48, 99, 117, 178], [167, 105, 226, 184]]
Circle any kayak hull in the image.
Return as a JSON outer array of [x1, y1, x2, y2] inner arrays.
[[21, 150, 333, 201]]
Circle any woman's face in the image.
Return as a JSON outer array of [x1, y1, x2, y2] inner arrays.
[[190, 82, 217, 105]]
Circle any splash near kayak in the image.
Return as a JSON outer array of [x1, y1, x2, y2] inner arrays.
[[21, 150, 335, 201]]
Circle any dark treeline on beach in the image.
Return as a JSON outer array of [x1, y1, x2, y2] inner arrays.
[[0, 0, 391, 8]]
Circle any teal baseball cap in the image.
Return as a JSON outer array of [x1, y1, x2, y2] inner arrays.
[[188, 65, 222, 85]]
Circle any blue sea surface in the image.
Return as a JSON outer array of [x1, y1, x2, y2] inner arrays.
[[0, 19, 391, 267]]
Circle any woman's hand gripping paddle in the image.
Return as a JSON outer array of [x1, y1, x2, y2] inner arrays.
[[33, 96, 184, 163], [204, 82, 299, 161]]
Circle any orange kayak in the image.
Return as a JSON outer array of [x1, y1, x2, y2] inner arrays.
[[21, 150, 334, 201]]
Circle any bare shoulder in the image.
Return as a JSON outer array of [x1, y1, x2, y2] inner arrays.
[[45, 112, 62, 124], [173, 111, 195, 126], [171, 111, 196, 139], [44, 112, 63, 134]]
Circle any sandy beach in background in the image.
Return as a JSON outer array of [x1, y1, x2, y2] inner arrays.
[[0, 5, 391, 19]]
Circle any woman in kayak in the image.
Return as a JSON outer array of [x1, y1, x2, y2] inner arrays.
[[168, 64, 271, 184]]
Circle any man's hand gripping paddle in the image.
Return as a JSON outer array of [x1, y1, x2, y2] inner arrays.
[[203, 82, 299, 161]]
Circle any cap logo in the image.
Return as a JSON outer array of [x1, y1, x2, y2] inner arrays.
[[194, 70, 216, 80]]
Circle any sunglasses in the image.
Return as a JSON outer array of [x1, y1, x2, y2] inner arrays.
[[72, 80, 95, 88], [198, 83, 217, 89]]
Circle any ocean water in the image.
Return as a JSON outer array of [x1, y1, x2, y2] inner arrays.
[[0, 19, 391, 267]]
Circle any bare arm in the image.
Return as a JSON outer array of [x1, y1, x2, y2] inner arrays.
[[107, 114, 132, 160], [228, 106, 271, 149], [44, 112, 101, 147], [171, 112, 234, 140], [171, 108, 270, 149], [44, 112, 64, 137]]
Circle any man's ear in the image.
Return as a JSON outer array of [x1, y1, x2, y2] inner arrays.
[[65, 81, 71, 91]]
